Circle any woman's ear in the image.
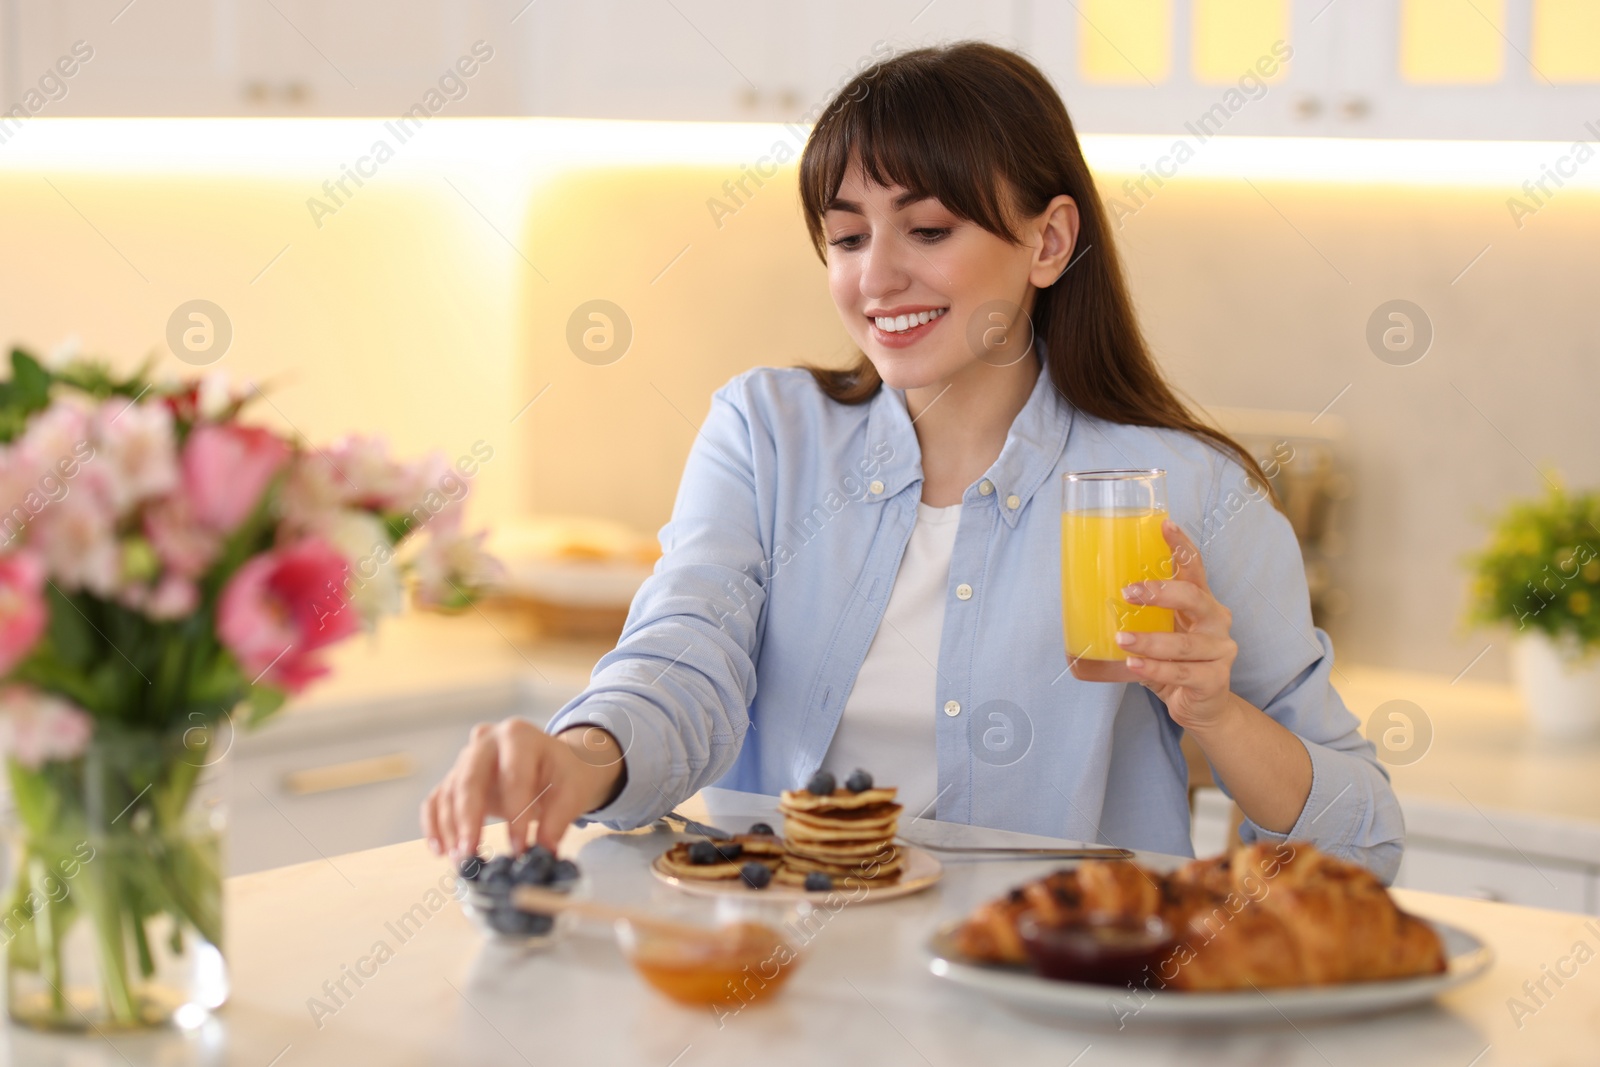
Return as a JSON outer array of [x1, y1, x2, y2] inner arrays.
[[1030, 194, 1081, 288]]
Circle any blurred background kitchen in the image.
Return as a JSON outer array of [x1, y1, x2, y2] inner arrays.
[[1, 1, 1597, 911]]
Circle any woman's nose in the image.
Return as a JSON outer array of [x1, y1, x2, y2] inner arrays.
[[858, 229, 919, 296]]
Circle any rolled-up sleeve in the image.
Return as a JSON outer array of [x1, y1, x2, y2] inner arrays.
[[541, 375, 766, 831], [1194, 450, 1405, 884]]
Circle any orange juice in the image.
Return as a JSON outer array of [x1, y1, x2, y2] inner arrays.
[[1061, 508, 1175, 669]]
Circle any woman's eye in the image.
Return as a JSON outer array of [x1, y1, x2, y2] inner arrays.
[[827, 227, 950, 250]]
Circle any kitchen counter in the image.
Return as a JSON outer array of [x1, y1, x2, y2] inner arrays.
[[6, 786, 1597, 1066]]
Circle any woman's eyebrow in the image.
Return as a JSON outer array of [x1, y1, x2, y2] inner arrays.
[[825, 191, 934, 215]]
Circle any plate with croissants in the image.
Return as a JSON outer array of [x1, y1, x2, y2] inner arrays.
[[929, 841, 1491, 1024]]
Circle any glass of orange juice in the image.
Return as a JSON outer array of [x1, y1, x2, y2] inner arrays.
[[1061, 469, 1176, 683]]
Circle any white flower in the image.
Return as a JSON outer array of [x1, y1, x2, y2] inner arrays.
[[197, 371, 253, 421], [0, 685, 93, 769], [413, 524, 504, 610], [93, 398, 178, 513], [32, 472, 121, 596], [312, 508, 404, 628], [43, 335, 82, 372]]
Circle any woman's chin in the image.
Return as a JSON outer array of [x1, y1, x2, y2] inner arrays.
[[866, 348, 961, 392]]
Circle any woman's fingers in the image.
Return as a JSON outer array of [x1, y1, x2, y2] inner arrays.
[[449, 723, 501, 858], [1123, 578, 1232, 631], [420, 786, 443, 855], [498, 720, 548, 855], [1116, 629, 1235, 663]]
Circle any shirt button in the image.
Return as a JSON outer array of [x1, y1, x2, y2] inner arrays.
[[978, 479, 994, 496], [956, 583, 972, 600], [1005, 493, 1021, 509], [944, 700, 961, 717], [869, 479, 885, 495]]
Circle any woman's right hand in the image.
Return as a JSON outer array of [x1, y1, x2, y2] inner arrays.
[[420, 718, 626, 859]]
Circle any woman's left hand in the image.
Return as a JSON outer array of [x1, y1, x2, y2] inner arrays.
[[1114, 519, 1240, 732]]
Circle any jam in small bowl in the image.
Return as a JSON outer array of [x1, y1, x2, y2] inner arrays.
[[1017, 913, 1178, 987]]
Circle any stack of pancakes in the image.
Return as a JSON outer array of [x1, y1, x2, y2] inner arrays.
[[774, 784, 904, 887]]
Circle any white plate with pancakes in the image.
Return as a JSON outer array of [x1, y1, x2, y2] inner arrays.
[[650, 779, 943, 903]]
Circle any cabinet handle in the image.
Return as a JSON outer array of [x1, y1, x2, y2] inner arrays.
[[1292, 94, 1322, 120], [282, 752, 418, 796], [1339, 96, 1370, 120]]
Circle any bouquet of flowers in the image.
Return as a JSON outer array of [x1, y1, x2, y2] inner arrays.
[[0, 346, 500, 1028]]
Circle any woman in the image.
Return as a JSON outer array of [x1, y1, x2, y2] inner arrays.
[[421, 42, 1404, 882]]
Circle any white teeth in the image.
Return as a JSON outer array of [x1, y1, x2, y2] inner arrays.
[[873, 307, 946, 333]]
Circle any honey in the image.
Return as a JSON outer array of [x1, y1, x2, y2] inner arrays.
[[626, 920, 800, 1006]]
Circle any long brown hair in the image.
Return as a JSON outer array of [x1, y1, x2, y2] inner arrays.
[[794, 41, 1283, 512]]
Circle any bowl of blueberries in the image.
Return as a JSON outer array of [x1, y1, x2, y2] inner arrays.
[[456, 843, 586, 946]]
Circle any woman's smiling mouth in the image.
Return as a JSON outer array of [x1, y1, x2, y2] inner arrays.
[[867, 306, 949, 347]]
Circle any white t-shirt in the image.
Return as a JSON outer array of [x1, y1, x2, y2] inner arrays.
[[819, 499, 962, 821]]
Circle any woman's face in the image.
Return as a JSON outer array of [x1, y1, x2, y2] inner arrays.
[[823, 158, 1079, 392]]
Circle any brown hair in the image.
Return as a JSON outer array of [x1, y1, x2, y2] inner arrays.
[[794, 41, 1283, 512]]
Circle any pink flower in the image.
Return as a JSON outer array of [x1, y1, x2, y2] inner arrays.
[[0, 553, 47, 675], [216, 537, 359, 694], [144, 492, 222, 579], [0, 685, 93, 768], [182, 424, 291, 533]]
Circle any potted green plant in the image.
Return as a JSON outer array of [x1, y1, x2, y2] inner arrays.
[[1463, 473, 1600, 739]]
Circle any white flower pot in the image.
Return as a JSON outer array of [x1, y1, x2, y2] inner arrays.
[[1510, 630, 1600, 741]]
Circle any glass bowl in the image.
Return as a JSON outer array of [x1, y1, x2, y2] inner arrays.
[[1016, 913, 1178, 987], [613, 893, 815, 1008], [456, 860, 590, 949]]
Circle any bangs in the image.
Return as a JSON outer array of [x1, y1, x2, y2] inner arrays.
[[799, 55, 1026, 259]]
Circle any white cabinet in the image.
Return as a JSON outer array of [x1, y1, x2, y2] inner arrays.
[[1394, 838, 1596, 914], [1, 0, 521, 116], [519, 0, 1018, 123], [1022, 0, 1600, 140], [225, 676, 565, 876]]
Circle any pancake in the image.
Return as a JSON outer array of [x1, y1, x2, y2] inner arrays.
[[782, 805, 901, 832], [657, 841, 746, 881], [778, 786, 898, 813], [730, 833, 786, 858]]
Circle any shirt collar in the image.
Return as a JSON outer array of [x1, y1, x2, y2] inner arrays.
[[861, 335, 1074, 528]]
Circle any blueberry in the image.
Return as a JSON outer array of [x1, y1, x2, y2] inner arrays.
[[845, 768, 873, 793], [748, 822, 775, 836], [481, 856, 514, 895], [803, 872, 834, 892], [805, 769, 836, 796], [688, 840, 721, 865], [521, 843, 555, 863], [512, 850, 555, 886], [713, 842, 744, 863], [740, 862, 772, 889], [550, 859, 580, 885], [457, 854, 486, 881]]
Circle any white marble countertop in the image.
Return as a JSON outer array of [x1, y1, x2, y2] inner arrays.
[[7, 787, 1598, 1066]]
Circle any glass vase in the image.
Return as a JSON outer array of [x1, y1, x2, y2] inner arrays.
[[2, 722, 229, 1030]]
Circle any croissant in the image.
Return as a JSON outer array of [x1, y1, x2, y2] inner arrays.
[[949, 841, 1447, 991]]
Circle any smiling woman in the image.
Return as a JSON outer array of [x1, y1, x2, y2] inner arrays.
[[423, 41, 1407, 887]]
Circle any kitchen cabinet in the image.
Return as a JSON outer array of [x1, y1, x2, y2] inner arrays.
[[518, 0, 1018, 123], [5, 0, 1597, 136], [0, 0, 521, 116], [1022, 0, 1600, 140]]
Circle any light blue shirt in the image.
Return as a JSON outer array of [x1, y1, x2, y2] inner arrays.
[[543, 338, 1405, 883]]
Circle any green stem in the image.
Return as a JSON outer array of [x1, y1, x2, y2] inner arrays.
[[31, 856, 65, 1017], [78, 858, 138, 1025]]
